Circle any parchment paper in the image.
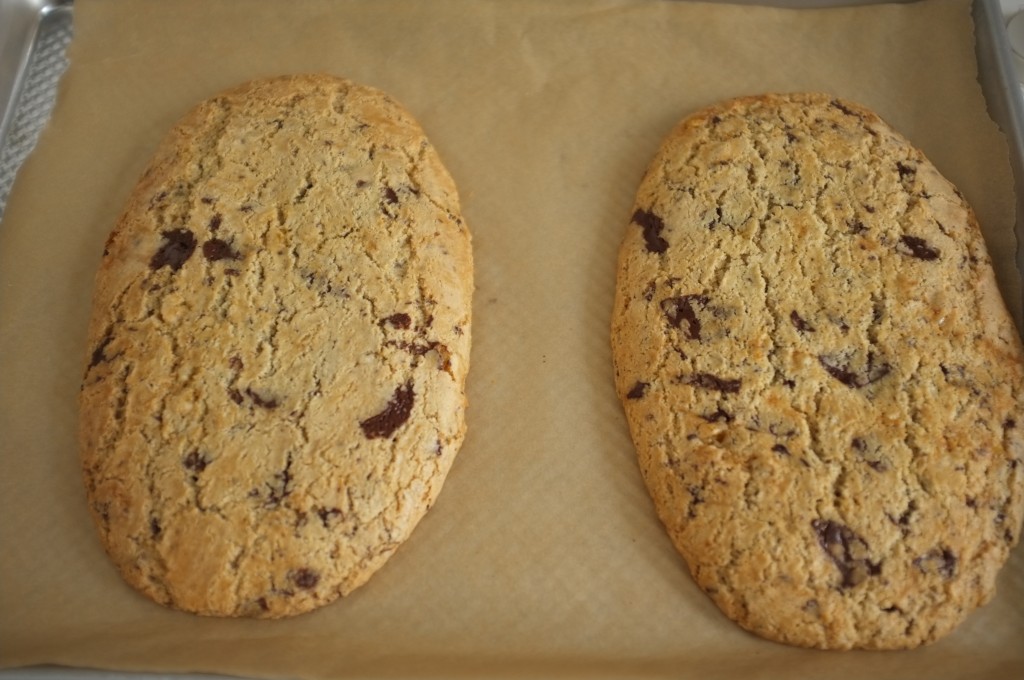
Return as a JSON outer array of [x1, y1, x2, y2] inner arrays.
[[1, 0, 1022, 678]]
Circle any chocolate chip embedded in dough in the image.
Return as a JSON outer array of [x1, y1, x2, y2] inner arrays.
[[245, 388, 279, 409], [360, 381, 415, 439], [679, 372, 741, 394], [811, 519, 881, 588], [183, 450, 210, 474], [818, 353, 891, 388], [701, 408, 734, 423], [627, 381, 649, 399], [661, 295, 710, 340], [898, 235, 940, 261], [381, 313, 412, 329], [150, 228, 197, 271], [89, 332, 115, 369], [290, 568, 320, 590], [202, 238, 241, 262], [913, 547, 957, 579], [632, 208, 668, 254], [896, 161, 917, 180], [790, 311, 815, 333]]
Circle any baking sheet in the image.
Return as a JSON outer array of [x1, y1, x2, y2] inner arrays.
[[0, 0, 72, 216], [1, 0, 1022, 678]]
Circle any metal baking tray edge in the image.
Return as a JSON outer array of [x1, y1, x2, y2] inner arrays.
[[0, 0, 70, 145], [975, 0, 1024, 326], [0, 0, 71, 217], [0, 0, 1021, 678]]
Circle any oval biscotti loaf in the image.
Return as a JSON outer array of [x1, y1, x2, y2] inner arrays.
[[611, 93, 1024, 649], [78, 74, 472, 618]]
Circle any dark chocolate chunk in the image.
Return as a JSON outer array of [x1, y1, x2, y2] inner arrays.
[[291, 568, 320, 590], [687, 485, 705, 518], [89, 332, 115, 369], [150, 228, 197, 271], [680, 372, 741, 394], [627, 381, 649, 400], [913, 547, 957, 579], [848, 219, 867, 235], [896, 161, 917, 180], [661, 295, 709, 340], [381, 313, 412, 329], [632, 208, 668, 253], [706, 206, 723, 230], [184, 450, 210, 474], [208, 213, 223, 231], [701, 408, 734, 423], [898, 235, 940, 261], [642, 281, 657, 302], [811, 519, 881, 588], [790, 310, 815, 333], [818, 353, 891, 388], [296, 181, 314, 202], [388, 339, 440, 358], [246, 388, 279, 409], [821, 362, 859, 386], [772, 444, 790, 456], [228, 388, 244, 405], [383, 186, 399, 204], [360, 381, 415, 439], [202, 238, 241, 262]]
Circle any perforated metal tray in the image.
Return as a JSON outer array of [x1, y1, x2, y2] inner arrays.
[[0, 0, 71, 218]]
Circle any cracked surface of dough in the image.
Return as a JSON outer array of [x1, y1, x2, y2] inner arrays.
[[78, 74, 472, 618], [611, 93, 1024, 649]]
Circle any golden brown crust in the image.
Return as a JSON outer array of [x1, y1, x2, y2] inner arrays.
[[612, 92, 1024, 649], [79, 74, 472, 617]]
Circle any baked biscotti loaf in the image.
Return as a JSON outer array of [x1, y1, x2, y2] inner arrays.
[[611, 93, 1024, 649], [78, 74, 472, 618]]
